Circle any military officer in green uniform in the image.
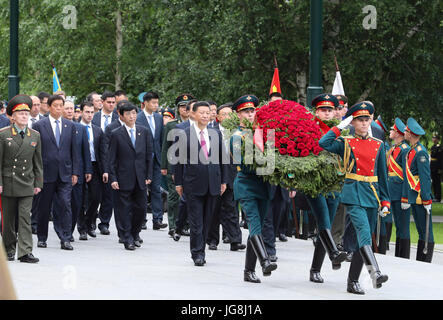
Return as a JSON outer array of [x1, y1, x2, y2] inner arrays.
[[230, 94, 277, 284], [0, 95, 43, 263], [161, 94, 193, 236], [319, 101, 390, 295], [387, 118, 411, 258], [402, 118, 434, 262]]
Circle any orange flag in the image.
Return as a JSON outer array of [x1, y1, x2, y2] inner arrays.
[[269, 68, 281, 96]]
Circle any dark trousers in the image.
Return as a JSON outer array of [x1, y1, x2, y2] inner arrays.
[[38, 179, 72, 243], [175, 194, 188, 233], [263, 190, 289, 256], [431, 169, 441, 201], [30, 193, 40, 231], [114, 185, 147, 244], [97, 180, 113, 230], [78, 163, 102, 233], [150, 161, 163, 223], [186, 192, 216, 261], [53, 182, 83, 237], [207, 186, 242, 245]]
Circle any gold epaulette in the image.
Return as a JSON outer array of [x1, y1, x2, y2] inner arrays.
[[401, 143, 408, 149], [416, 146, 422, 152]]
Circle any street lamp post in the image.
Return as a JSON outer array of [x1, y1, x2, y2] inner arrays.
[[8, 0, 19, 100], [307, 0, 323, 109]]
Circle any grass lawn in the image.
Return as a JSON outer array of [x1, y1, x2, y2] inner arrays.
[[391, 222, 443, 245], [432, 202, 443, 216]]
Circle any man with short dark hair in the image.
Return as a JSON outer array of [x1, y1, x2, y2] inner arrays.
[[136, 91, 166, 230], [37, 92, 50, 117], [109, 102, 153, 250], [115, 90, 128, 103], [207, 101, 217, 128], [32, 95, 81, 250]]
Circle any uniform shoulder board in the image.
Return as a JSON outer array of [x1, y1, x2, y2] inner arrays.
[[416, 145, 422, 152], [401, 143, 407, 149], [371, 137, 383, 143], [28, 128, 39, 135]]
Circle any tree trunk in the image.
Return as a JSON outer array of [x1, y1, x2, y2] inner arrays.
[[115, 9, 123, 90]]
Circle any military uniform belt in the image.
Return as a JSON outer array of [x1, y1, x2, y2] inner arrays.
[[345, 173, 378, 182]]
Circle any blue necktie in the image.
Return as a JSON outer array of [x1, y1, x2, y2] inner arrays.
[[55, 120, 61, 147], [148, 115, 155, 138], [104, 115, 110, 129], [86, 125, 91, 141], [86, 125, 96, 161], [130, 128, 136, 147]]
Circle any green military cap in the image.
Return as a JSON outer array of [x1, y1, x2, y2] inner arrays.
[[7, 94, 32, 116], [175, 93, 195, 107], [232, 95, 259, 112], [345, 101, 375, 119], [406, 118, 426, 136]]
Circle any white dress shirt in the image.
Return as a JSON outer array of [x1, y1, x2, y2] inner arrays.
[[28, 116, 40, 129], [124, 124, 136, 145], [101, 111, 113, 131], [143, 109, 156, 135], [81, 120, 96, 162], [48, 114, 62, 137]]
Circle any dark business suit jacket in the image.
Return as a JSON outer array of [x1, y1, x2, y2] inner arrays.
[[90, 123, 104, 175], [100, 120, 122, 174], [109, 125, 153, 191], [73, 122, 93, 184], [92, 110, 119, 130], [136, 111, 163, 165], [0, 114, 10, 129], [32, 117, 80, 183], [174, 126, 227, 196]]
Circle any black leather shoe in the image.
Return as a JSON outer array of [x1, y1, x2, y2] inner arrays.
[[223, 236, 230, 244], [134, 237, 143, 244], [70, 236, 75, 242], [347, 279, 365, 294], [173, 231, 181, 241], [37, 241, 47, 248], [279, 234, 288, 242], [7, 252, 15, 261], [99, 226, 110, 235], [346, 252, 353, 262], [310, 270, 324, 283], [61, 242, 73, 250], [153, 222, 168, 230], [141, 222, 147, 230], [168, 229, 175, 237], [124, 243, 136, 251], [269, 255, 278, 262], [19, 253, 39, 263], [208, 243, 217, 250], [79, 233, 88, 241], [182, 229, 190, 236], [194, 258, 205, 266], [244, 270, 261, 283], [230, 243, 246, 251], [134, 240, 142, 248], [87, 230, 96, 238]]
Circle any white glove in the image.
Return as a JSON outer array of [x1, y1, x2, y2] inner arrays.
[[401, 203, 411, 210], [337, 115, 353, 130], [379, 206, 389, 217], [424, 204, 432, 213]]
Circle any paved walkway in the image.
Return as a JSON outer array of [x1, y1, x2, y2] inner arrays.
[[6, 215, 443, 300]]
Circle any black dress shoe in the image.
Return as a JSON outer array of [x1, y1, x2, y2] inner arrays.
[[70, 236, 75, 242], [19, 253, 39, 263], [194, 258, 205, 266], [37, 241, 47, 248], [87, 230, 97, 238], [134, 237, 143, 244], [244, 270, 261, 283], [7, 252, 15, 261], [79, 233, 88, 241], [182, 229, 190, 236], [99, 226, 110, 235], [346, 252, 353, 262], [208, 243, 217, 250], [153, 222, 168, 230], [173, 231, 181, 241], [230, 243, 246, 251], [124, 243, 136, 251], [134, 240, 142, 248], [168, 229, 175, 237], [310, 270, 324, 283], [223, 236, 230, 244], [279, 234, 288, 242], [347, 279, 365, 294], [141, 222, 147, 230], [61, 242, 73, 250], [269, 255, 278, 262]]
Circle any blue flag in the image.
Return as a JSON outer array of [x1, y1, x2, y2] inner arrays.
[[53, 67, 62, 93]]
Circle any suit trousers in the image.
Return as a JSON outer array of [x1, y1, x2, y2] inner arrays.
[[53, 182, 83, 238], [114, 185, 147, 244], [175, 194, 188, 233], [38, 179, 72, 243], [78, 163, 102, 233], [98, 181, 113, 230], [150, 161, 163, 223], [207, 186, 242, 246], [30, 193, 40, 230], [186, 192, 216, 261], [1, 196, 33, 258]]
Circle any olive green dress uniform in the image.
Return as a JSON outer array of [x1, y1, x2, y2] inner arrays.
[[0, 97, 43, 261]]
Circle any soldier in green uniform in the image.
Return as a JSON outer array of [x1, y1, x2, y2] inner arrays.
[[230, 94, 277, 284], [402, 118, 434, 262], [0, 95, 43, 263], [161, 94, 193, 237], [319, 101, 390, 294], [387, 118, 411, 258]]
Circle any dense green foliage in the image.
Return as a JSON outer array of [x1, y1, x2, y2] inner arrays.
[[0, 0, 441, 140]]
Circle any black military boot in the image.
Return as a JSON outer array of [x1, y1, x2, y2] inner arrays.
[[400, 238, 410, 259], [377, 235, 387, 255], [347, 251, 365, 295], [244, 239, 260, 283], [385, 222, 393, 251], [360, 245, 388, 289], [310, 238, 326, 283], [250, 235, 277, 276], [416, 239, 425, 261], [394, 238, 401, 257], [318, 229, 347, 270]]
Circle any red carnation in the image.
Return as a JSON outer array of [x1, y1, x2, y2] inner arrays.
[[300, 149, 310, 157], [279, 148, 288, 155]]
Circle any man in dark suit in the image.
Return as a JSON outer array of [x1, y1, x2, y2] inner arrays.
[[207, 101, 217, 128], [92, 91, 119, 235], [207, 103, 246, 251], [77, 101, 104, 240], [175, 101, 227, 266], [53, 100, 92, 242], [0, 112, 10, 129], [109, 102, 153, 250], [32, 95, 80, 250], [136, 91, 167, 230], [37, 92, 50, 117]]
